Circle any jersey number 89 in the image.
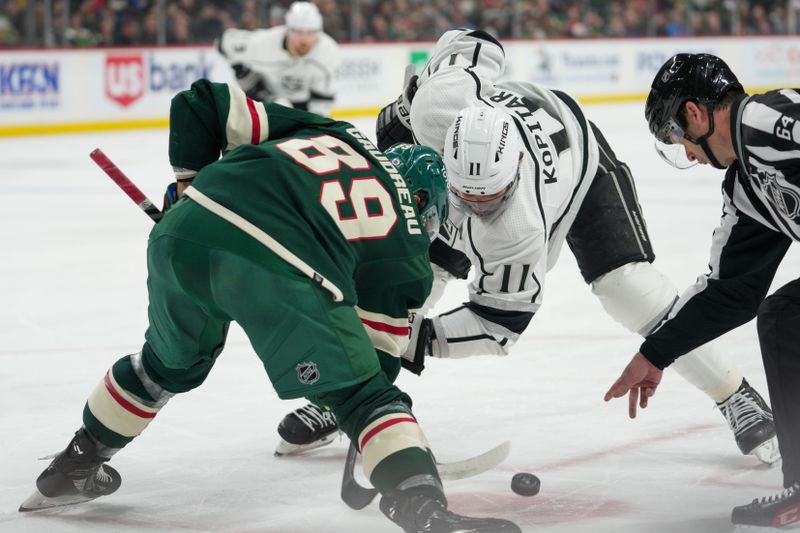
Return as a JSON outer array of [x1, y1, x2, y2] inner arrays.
[[277, 135, 398, 241]]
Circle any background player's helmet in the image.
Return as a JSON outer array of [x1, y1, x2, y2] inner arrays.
[[385, 143, 449, 241], [285, 1, 323, 31], [443, 106, 522, 217], [645, 53, 742, 146]]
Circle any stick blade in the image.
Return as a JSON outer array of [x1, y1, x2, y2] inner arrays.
[[341, 442, 378, 510], [438, 441, 511, 481]]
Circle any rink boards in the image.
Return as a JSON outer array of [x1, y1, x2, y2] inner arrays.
[[2, 35, 800, 136]]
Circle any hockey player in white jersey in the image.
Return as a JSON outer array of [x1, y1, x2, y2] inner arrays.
[[275, 28, 780, 466], [217, 1, 340, 117]]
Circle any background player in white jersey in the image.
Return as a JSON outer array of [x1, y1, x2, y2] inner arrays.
[[274, 28, 779, 465], [217, 1, 340, 117]]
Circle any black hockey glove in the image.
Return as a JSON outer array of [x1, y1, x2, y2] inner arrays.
[[400, 314, 434, 375], [375, 74, 418, 151], [232, 63, 271, 102], [376, 100, 414, 151]]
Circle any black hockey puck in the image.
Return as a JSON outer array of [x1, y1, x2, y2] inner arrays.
[[511, 472, 540, 496]]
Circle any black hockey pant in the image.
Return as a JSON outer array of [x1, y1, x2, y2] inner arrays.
[[758, 278, 800, 487], [566, 122, 655, 284]]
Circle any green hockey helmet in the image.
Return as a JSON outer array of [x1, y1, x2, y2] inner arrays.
[[385, 142, 449, 241]]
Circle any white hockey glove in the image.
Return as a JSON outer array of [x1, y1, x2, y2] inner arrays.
[[401, 313, 435, 375], [375, 66, 419, 151]]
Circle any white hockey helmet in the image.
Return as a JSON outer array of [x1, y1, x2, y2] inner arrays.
[[285, 1, 323, 31], [443, 106, 522, 217]]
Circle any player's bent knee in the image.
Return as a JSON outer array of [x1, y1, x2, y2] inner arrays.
[[591, 261, 678, 336]]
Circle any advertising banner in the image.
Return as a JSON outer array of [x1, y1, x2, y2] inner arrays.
[[2, 37, 799, 136]]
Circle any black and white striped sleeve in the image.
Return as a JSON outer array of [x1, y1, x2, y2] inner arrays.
[[640, 168, 792, 369], [742, 90, 800, 156]]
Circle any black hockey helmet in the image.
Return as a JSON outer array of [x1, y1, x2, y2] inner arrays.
[[645, 53, 743, 145]]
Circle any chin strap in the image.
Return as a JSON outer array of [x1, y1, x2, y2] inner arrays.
[[693, 104, 727, 169], [700, 138, 727, 169]]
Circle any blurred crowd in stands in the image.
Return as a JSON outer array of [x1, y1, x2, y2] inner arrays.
[[1, 0, 795, 47]]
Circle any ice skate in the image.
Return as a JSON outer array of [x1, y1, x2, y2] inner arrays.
[[732, 482, 800, 530], [19, 428, 121, 512], [380, 489, 521, 533], [274, 403, 339, 456], [718, 379, 780, 465]]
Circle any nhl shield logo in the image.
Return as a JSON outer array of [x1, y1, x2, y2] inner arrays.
[[296, 361, 320, 385]]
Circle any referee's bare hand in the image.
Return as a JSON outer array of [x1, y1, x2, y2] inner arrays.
[[604, 352, 664, 419]]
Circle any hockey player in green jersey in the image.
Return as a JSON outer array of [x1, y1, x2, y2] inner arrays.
[[19, 80, 520, 533]]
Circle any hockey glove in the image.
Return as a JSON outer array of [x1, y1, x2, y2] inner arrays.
[[403, 74, 420, 108], [376, 99, 414, 151], [375, 73, 419, 151], [232, 63, 271, 102], [400, 313, 434, 375], [162, 182, 179, 214]]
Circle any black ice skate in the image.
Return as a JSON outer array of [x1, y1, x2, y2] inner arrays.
[[380, 489, 521, 533], [718, 379, 780, 465], [274, 403, 339, 456], [19, 428, 121, 512], [732, 482, 800, 529]]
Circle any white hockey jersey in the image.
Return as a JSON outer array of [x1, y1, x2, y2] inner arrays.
[[218, 26, 341, 117], [410, 29, 599, 357]]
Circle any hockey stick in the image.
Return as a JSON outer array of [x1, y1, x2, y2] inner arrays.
[[341, 440, 511, 510], [90, 148, 163, 223], [342, 441, 377, 510], [437, 440, 511, 480]]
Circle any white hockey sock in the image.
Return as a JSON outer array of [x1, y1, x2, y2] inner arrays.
[[670, 344, 742, 403], [592, 262, 741, 402]]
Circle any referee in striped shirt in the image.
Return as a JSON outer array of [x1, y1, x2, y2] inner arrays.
[[605, 53, 800, 528]]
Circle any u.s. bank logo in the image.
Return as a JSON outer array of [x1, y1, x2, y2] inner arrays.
[[105, 54, 144, 107], [296, 361, 320, 385]]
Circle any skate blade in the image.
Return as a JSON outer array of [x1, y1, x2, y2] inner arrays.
[[752, 437, 781, 465], [734, 523, 800, 532], [274, 432, 338, 457], [19, 489, 93, 512]]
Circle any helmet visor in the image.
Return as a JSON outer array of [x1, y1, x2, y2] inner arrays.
[[654, 116, 690, 145], [653, 139, 697, 169], [653, 115, 698, 169], [451, 173, 520, 218]]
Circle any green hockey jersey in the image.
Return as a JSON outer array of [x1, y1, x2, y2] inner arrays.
[[168, 79, 431, 356]]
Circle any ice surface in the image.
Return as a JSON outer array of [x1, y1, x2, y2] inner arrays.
[[2, 102, 798, 533]]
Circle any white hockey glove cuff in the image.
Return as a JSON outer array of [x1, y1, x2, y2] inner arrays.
[[400, 313, 436, 375]]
